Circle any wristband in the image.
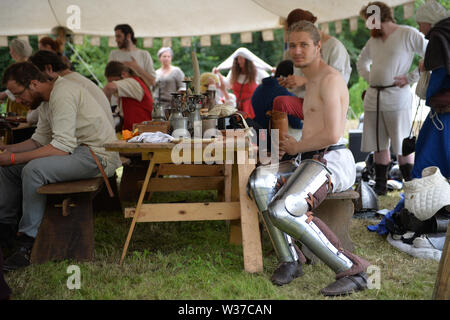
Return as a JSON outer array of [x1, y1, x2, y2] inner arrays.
[[10, 153, 15, 165]]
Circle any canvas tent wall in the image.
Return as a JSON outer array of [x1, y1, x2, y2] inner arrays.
[[0, 0, 415, 47]]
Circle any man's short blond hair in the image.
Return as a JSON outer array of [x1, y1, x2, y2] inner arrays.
[[288, 20, 321, 45]]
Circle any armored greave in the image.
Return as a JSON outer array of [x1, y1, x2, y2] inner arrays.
[[247, 161, 299, 263], [260, 209, 298, 262], [267, 159, 354, 274]]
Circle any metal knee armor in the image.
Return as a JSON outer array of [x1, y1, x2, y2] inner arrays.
[[247, 160, 299, 262], [267, 159, 354, 274]]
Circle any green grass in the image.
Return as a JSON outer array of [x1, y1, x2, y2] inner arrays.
[[4, 190, 439, 300]]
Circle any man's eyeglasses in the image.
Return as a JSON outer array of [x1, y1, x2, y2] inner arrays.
[[11, 87, 28, 99]]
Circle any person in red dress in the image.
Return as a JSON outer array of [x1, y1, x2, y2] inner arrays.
[[104, 61, 153, 131], [230, 55, 258, 118]]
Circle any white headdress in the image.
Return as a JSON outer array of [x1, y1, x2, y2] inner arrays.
[[416, 0, 449, 26]]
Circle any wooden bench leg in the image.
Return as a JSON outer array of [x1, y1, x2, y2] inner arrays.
[[30, 192, 95, 264]]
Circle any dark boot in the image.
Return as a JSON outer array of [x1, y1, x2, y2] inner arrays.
[[0, 224, 17, 255], [374, 164, 389, 196], [270, 261, 304, 286], [320, 272, 368, 296], [3, 234, 35, 272], [399, 163, 413, 182]]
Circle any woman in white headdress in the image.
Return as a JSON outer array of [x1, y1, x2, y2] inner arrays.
[[214, 49, 269, 119], [154, 47, 185, 108]]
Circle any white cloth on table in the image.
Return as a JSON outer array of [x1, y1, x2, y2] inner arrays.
[[128, 131, 174, 143]]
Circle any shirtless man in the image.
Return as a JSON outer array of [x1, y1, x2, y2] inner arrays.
[[248, 21, 370, 296]]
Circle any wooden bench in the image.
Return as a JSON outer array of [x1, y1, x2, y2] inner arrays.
[[301, 189, 359, 263], [30, 178, 105, 264]]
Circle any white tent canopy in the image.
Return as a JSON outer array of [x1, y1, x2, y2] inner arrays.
[[0, 0, 415, 47]]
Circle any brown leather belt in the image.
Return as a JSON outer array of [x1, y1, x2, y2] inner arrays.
[[83, 144, 114, 198], [301, 144, 347, 161]]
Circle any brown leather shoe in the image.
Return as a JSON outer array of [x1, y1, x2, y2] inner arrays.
[[271, 261, 304, 286], [320, 272, 368, 296]]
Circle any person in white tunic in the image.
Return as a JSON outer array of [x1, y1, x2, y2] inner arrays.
[[108, 24, 156, 88], [357, 1, 428, 195], [0, 62, 121, 271]]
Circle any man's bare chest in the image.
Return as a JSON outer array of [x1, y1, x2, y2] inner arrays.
[[303, 83, 323, 116]]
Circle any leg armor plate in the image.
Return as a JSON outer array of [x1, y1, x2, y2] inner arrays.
[[268, 159, 354, 274], [247, 160, 299, 262]]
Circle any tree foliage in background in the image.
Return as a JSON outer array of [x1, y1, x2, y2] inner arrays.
[[1, 0, 448, 118]]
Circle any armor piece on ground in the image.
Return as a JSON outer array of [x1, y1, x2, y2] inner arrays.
[[355, 180, 379, 212], [247, 160, 299, 263], [267, 159, 354, 274], [403, 166, 450, 221]]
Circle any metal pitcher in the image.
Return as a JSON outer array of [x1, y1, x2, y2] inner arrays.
[[152, 100, 167, 121], [169, 110, 188, 132]]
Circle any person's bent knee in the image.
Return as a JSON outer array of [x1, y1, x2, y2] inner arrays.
[[20, 158, 50, 184], [268, 199, 302, 233]]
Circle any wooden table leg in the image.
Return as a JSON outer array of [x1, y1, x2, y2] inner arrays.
[[224, 164, 232, 202], [433, 227, 450, 300], [237, 162, 263, 273], [120, 155, 156, 265], [229, 164, 242, 245]]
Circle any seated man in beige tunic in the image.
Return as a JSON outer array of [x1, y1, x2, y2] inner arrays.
[[0, 62, 121, 271]]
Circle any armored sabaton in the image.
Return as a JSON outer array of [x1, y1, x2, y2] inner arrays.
[[248, 159, 353, 274]]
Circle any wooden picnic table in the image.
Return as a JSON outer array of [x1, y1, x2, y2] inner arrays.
[[104, 136, 263, 273]]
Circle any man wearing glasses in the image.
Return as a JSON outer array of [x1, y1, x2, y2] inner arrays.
[[0, 62, 121, 271]]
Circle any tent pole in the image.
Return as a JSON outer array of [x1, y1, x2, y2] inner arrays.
[[66, 41, 103, 88]]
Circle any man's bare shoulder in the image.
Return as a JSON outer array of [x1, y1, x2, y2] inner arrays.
[[319, 65, 346, 88]]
